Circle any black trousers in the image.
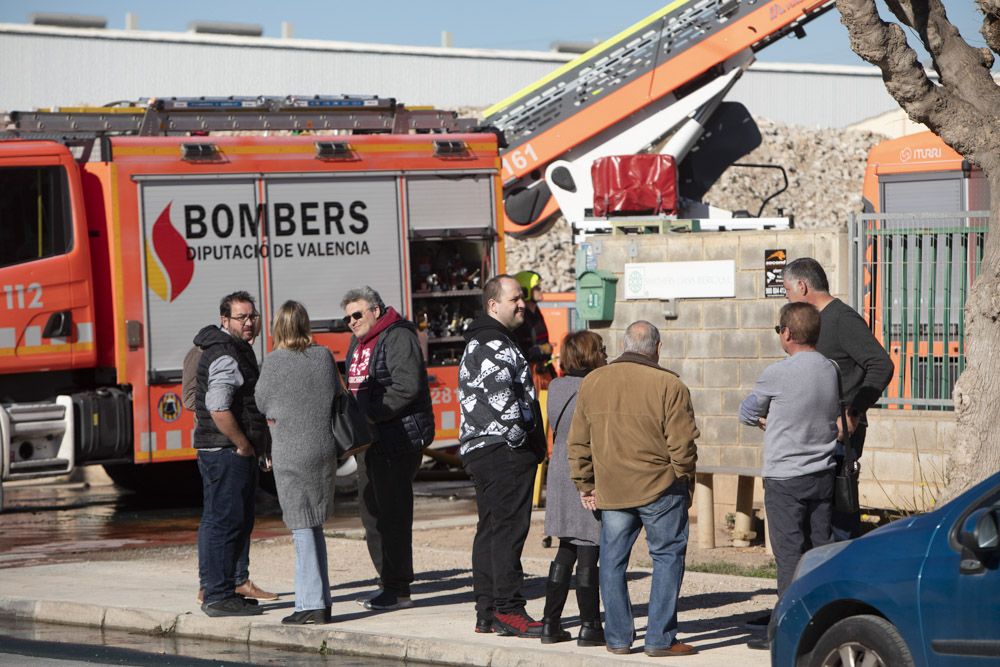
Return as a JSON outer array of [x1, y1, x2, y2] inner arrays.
[[465, 445, 538, 615], [357, 447, 423, 596], [764, 470, 835, 598]]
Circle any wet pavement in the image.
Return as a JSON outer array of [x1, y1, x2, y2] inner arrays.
[[0, 476, 477, 570]]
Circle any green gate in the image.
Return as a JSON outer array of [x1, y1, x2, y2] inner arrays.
[[850, 211, 990, 410]]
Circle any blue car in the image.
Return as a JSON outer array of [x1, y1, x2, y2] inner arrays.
[[771, 470, 1000, 666]]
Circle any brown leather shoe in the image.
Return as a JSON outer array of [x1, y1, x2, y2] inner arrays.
[[645, 642, 698, 657], [235, 580, 278, 601]]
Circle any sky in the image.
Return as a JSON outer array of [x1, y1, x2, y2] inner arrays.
[[0, 0, 991, 67]]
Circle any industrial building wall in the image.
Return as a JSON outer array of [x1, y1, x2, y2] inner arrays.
[[586, 229, 953, 514], [2, 24, 901, 128]]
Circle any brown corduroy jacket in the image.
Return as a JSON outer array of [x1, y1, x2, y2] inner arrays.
[[567, 352, 699, 510]]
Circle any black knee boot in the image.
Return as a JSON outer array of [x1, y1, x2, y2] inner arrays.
[[575, 566, 605, 647], [540, 562, 573, 643]]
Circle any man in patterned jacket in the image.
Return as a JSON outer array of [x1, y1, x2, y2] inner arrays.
[[459, 274, 543, 638]]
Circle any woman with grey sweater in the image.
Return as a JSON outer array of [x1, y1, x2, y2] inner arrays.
[[255, 301, 341, 625]]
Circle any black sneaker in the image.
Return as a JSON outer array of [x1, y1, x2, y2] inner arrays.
[[747, 637, 770, 651], [492, 610, 543, 638], [362, 590, 414, 611], [202, 596, 264, 617], [475, 616, 494, 633], [744, 612, 771, 629]]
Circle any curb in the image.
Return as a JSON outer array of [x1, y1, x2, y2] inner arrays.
[[0, 596, 635, 666]]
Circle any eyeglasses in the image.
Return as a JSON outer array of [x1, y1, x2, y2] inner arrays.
[[228, 312, 259, 323], [342, 308, 374, 324], [774, 325, 786, 334]]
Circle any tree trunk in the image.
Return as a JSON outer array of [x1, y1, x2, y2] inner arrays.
[[948, 167, 1000, 498]]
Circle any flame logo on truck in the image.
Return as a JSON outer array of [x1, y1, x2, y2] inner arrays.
[[145, 203, 195, 302]]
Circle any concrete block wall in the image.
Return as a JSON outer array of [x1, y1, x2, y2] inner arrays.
[[587, 228, 952, 514]]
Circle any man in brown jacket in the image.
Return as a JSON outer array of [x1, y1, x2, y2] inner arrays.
[[567, 320, 699, 657]]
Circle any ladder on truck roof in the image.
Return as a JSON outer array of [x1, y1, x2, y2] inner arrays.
[[2, 95, 482, 138], [486, 0, 834, 235]]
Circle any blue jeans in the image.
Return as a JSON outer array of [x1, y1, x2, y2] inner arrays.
[[197, 448, 257, 604], [292, 526, 331, 611], [600, 479, 689, 651], [198, 522, 250, 589]]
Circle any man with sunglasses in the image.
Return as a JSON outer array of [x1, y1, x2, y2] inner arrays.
[[738, 302, 841, 650], [193, 290, 274, 617], [342, 286, 434, 611]]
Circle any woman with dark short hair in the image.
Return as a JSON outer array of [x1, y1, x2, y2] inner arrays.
[[256, 300, 343, 625], [540, 330, 608, 646]]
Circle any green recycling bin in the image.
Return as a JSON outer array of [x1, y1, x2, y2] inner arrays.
[[576, 270, 618, 321]]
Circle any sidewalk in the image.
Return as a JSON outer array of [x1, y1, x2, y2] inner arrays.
[[0, 511, 777, 666]]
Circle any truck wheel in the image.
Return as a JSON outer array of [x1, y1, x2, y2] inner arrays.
[[103, 461, 203, 500], [807, 615, 914, 667]]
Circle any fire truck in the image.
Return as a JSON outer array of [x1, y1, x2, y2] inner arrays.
[[0, 96, 504, 503], [486, 0, 837, 236]]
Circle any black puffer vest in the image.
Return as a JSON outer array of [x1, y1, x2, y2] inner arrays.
[[348, 319, 435, 457], [192, 325, 268, 450]]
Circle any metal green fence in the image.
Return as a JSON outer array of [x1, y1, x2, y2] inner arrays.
[[850, 211, 990, 410]]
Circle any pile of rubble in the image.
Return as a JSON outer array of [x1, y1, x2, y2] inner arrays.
[[505, 119, 887, 292]]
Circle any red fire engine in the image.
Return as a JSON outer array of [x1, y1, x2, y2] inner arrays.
[[0, 96, 503, 501]]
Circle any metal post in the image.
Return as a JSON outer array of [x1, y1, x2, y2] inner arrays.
[[913, 233, 923, 401], [944, 233, 953, 401], [927, 233, 937, 402], [900, 234, 909, 400], [960, 232, 969, 376]]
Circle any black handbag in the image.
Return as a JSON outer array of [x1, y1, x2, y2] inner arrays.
[[332, 373, 373, 459], [833, 370, 861, 514]]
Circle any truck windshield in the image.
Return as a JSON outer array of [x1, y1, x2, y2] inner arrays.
[[0, 166, 72, 268]]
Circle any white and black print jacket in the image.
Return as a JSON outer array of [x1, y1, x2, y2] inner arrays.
[[457, 316, 536, 461]]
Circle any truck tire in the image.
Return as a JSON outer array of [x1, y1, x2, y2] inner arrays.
[[103, 460, 203, 501], [807, 615, 914, 667]]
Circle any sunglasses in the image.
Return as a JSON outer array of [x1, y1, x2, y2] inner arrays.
[[774, 325, 786, 334], [342, 308, 373, 324], [228, 312, 259, 323]]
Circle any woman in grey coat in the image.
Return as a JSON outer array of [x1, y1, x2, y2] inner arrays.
[[255, 301, 341, 625], [541, 330, 607, 646]]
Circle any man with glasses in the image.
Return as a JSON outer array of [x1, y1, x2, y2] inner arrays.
[[341, 286, 434, 611], [739, 302, 841, 650], [193, 290, 274, 617]]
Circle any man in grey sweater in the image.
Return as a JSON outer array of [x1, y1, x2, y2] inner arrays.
[[739, 302, 841, 648]]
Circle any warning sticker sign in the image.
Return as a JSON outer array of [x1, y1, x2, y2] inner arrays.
[[765, 249, 786, 298]]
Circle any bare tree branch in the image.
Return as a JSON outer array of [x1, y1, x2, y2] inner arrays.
[[886, 0, 1000, 119], [980, 0, 1000, 55], [836, 0, 986, 157]]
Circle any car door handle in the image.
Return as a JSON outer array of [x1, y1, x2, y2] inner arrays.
[[42, 310, 73, 338]]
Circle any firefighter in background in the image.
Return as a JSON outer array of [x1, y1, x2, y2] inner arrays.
[[513, 270, 555, 391]]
